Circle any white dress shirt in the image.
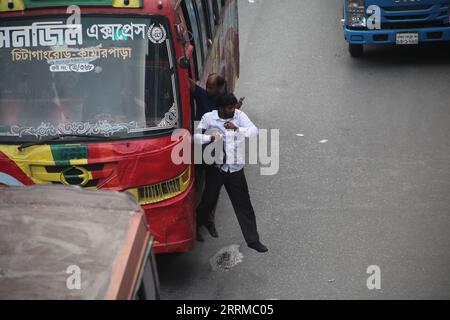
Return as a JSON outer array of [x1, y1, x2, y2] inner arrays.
[[194, 110, 259, 173]]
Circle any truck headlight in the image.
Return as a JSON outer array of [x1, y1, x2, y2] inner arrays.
[[347, 0, 366, 28]]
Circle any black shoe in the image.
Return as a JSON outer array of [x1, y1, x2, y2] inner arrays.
[[196, 226, 204, 242], [205, 222, 219, 238], [248, 241, 268, 253]]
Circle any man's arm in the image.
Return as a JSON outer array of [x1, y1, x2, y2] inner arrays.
[[189, 78, 197, 94], [236, 97, 245, 109], [194, 115, 215, 144], [235, 111, 258, 138]]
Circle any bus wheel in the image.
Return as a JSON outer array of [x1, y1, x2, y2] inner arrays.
[[349, 44, 364, 57]]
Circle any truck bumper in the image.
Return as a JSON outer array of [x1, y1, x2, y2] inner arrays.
[[344, 26, 450, 45]]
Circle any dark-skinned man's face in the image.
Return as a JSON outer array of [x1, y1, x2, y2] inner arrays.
[[220, 104, 236, 119]]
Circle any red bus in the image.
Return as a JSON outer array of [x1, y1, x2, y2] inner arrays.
[[0, 0, 239, 253]]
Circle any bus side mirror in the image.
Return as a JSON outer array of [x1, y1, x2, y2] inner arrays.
[[178, 57, 189, 69], [178, 44, 194, 69]]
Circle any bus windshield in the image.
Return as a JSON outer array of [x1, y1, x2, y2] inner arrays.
[[0, 15, 179, 142]]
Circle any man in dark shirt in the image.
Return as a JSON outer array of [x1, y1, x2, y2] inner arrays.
[[190, 74, 223, 121], [190, 74, 224, 240], [189, 74, 243, 121]]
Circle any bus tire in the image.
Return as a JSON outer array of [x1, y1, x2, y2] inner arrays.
[[349, 44, 364, 57]]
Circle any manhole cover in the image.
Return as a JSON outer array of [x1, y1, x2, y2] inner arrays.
[[210, 245, 244, 272]]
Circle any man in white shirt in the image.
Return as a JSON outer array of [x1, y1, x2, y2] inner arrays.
[[194, 93, 268, 253]]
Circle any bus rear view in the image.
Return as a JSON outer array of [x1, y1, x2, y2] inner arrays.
[[343, 0, 450, 56]]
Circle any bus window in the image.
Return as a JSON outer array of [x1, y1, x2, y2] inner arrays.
[[0, 16, 179, 141], [182, 0, 204, 78], [212, 0, 220, 25], [193, 0, 210, 61], [202, 0, 215, 37], [203, 0, 216, 36], [219, 0, 226, 17]]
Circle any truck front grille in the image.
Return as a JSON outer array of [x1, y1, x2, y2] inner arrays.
[[381, 21, 447, 29], [382, 5, 433, 12], [379, 2, 449, 29]]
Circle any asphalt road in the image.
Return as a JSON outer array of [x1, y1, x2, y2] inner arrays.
[[157, 0, 450, 299]]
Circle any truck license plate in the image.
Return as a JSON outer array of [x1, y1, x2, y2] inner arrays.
[[396, 33, 419, 45]]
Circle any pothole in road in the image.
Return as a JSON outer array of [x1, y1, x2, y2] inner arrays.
[[210, 245, 244, 272]]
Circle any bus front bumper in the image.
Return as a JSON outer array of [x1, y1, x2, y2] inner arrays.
[[143, 181, 196, 254], [344, 26, 450, 45]]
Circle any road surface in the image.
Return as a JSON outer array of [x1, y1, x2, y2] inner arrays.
[[157, 0, 450, 300]]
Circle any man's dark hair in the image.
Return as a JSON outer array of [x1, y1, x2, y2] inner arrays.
[[216, 76, 228, 92], [216, 93, 238, 108], [207, 73, 228, 92]]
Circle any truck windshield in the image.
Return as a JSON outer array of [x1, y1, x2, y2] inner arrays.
[[0, 15, 179, 142]]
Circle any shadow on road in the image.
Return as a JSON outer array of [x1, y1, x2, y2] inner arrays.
[[351, 42, 450, 67], [155, 253, 201, 296]]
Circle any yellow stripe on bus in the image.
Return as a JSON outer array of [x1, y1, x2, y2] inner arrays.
[[112, 0, 141, 8], [0, 145, 56, 184], [0, 0, 24, 12]]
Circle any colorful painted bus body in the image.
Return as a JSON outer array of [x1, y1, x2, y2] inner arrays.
[[0, 0, 240, 253], [343, 0, 450, 56]]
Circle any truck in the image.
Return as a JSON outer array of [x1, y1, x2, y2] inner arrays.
[[0, 185, 160, 300], [343, 0, 450, 57]]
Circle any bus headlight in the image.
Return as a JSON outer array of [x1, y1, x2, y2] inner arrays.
[[347, 0, 366, 28], [126, 166, 191, 205]]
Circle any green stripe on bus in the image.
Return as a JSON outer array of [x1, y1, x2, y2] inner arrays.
[[50, 145, 88, 166], [23, 0, 142, 9], [23, 0, 115, 8]]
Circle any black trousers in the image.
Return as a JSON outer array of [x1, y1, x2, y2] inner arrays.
[[196, 166, 260, 244], [195, 164, 217, 223]]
